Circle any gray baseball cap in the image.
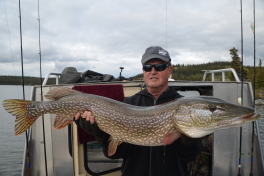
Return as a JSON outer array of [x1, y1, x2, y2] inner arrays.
[[141, 46, 171, 64]]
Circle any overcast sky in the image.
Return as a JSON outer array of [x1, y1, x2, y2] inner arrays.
[[1, 0, 263, 79]]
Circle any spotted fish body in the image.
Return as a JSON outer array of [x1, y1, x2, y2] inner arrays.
[[2, 87, 261, 155]]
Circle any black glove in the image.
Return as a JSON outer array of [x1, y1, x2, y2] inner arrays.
[[74, 117, 110, 142]]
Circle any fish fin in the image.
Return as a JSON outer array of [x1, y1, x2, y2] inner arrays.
[[162, 131, 181, 145], [108, 137, 122, 156], [2, 99, 39, 136], [53, 115, 73, 129], [44, 87, 82, 100]]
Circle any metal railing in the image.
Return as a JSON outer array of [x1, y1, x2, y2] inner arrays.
[[42, 73, 61, 86], [202, 68, 240, 82]]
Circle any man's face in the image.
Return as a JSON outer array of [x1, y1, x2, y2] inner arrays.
[[143, 59, 172, 91]]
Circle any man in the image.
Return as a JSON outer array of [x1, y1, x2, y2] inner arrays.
[[75, 46, 202, 176]]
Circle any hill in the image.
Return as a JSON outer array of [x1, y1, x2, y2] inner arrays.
[[0, 61, 262, 86], [0, 75, 56, 85], [133, 61, 231, 81]]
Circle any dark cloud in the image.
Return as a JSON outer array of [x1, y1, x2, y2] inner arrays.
[[0, 0, 263, 77]]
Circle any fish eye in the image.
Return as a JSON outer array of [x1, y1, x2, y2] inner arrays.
[[209, 105, 217, 112]]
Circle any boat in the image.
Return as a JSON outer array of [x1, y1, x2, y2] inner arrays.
[[21, 68, 264, 176]]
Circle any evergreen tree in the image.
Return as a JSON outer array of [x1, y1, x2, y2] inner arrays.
[[229, 47, 247, 81], [256, 59, 264, 88]]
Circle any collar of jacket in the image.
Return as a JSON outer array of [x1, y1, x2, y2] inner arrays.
[[136, 86, 181, 100]]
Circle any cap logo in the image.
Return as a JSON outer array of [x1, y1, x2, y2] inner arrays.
[[159, 49, 167, 56]]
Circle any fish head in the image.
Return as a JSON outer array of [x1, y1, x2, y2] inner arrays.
[[173, 96, 261, 138]]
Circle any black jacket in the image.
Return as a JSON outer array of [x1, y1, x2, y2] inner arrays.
[[101, 87, 202, 176]]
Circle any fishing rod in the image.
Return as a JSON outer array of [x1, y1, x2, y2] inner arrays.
[[18, 0, 31, 175], [166, 0, 167, 50], [237, 0, 243, 175], [252, 1, 256, 107], [249, 0, 256, 175], [37, 0, 48, 175]]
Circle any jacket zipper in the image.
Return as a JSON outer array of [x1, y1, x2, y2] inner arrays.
[[149, 96, 157, 176], [177, 158, 185, 176]]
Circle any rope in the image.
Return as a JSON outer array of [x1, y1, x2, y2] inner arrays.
[[4, 0, 20, 91]]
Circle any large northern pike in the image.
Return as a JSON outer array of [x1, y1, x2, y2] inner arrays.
[[2, 87, 260, 156]]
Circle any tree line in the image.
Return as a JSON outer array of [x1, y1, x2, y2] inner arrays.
[[0, 76, 56, 85], [229, 47, 264, 89], [1, 47, 263, 93], [134, 47, 263, 90], [171, 61, 231, 81], [131, 61, 232, 81]]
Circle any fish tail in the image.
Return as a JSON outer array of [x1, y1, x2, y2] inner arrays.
[[2, 99, 39, 136]]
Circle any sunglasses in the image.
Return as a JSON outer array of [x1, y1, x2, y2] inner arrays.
[[143, 64, 169, 72]]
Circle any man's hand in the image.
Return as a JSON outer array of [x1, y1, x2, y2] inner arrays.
[[74, 111, 110, 142], [162, 131, 182, 145], [75, 111, 95, 124]]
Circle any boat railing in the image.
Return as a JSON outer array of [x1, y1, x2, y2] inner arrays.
[[255, 119, 264, 170], [202, 68, 240, 82], [42, 73, 61, 86]]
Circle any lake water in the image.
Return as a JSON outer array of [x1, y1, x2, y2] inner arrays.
[[0, 85, 264, 176], [0, 85, 32, 176]]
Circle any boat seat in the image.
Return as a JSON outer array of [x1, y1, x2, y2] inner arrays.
[[72, 84, 124, 144]]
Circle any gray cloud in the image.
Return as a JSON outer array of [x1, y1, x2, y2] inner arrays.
[[0, 0, 263, 78]]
